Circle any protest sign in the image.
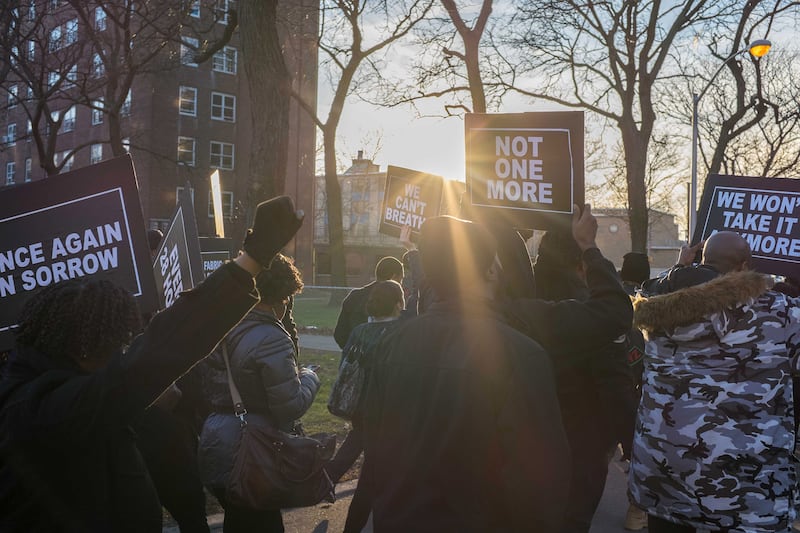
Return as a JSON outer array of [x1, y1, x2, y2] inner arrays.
[[379, 165, 444, 238], [0, 155, 156, 351], [465, 112, 584, 230], [199, 237, 235, 278], [153, 188, 204, 308], [694, 174, 800, 278]]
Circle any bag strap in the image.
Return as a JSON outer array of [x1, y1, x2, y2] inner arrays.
[[221, 343, 248, 426]]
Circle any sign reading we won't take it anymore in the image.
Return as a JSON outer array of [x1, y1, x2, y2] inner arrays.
[[466, 112, 584, 230], [694, 174, 800, 278]]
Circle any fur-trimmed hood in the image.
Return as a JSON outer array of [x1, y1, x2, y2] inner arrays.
[[633, 270, 772, 334]]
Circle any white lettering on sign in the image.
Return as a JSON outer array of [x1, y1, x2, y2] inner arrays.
[[487, 134, 554, 204]]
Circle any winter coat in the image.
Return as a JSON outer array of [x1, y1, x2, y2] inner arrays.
[[0, 262, 259, 533], [334, 282, 375, 349], [362, 298, 570, 533], [629, 270, 800, 532], [198, 308, 320, 490]]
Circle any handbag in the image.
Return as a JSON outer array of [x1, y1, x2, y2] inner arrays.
[[327, 327, 368, 420], [221, 344, 336, 510]]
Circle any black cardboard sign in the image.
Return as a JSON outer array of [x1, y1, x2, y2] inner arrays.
[[379, 165, 444, 238], [693, 174, 800, 278], [199, 237, 235, 278], [465, 112, 584, 230], [0, 155, 157, 351], [153, 188, 204, 308]]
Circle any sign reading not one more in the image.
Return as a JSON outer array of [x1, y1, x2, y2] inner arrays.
[[0, 155, 157, 351], [694, 174, 800, 278], [466, 112, 584, 230]]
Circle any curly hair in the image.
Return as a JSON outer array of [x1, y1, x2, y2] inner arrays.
[[15, 278, 142, 365], [255, 253, 303, 305]]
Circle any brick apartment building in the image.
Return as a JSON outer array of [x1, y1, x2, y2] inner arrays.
[[0, 0, 318, 280]]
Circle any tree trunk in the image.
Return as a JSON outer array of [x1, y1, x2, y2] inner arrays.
[[239, 0, 290, 217], [464, 34, 486, 114], [621, 120, 649, 253], [323, 128, 347, 296]]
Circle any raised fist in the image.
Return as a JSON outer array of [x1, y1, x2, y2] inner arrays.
[[242, 196, 304, 268]]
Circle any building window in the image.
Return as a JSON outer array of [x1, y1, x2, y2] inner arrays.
[[176, 185, 195, 203], [95, 7, 106, 31], [5, 162, 15, 185], [91, 98, 104, 125], [212, 46, 237, 74], [6, 124, 16, 146], [121, 90, 131, 116], [208, 190, 234, 218], [59, 151, 73, 172], [65, 64, 77, 87], [62, 107, 75, 132], [210, 92, 235, 122], [215, 0, 230, 23], [47, 71, 59, 89], [177, 136, 195, 166], [189, 0, 200, 17], [49, 26, 62, 52], [92, 53, 104, 77], [179, 86, 197, 116], [27, 0, 35, 22], [181, 37, 198, 67], [209, 141, 234, 170], [27, 40, 34, 60], [7, 85, 17, 108], [25, 86, 32, 100], [90, 143, 103, 164], [65, 19, 78, 45], [24, 158, 31, 181]]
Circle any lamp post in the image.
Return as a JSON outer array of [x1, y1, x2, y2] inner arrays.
[[688, 39, 772, 239]]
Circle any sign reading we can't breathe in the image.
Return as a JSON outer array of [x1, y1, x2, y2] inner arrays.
[[379, 165, 444, 238], [694, 174, 800, 278], [466, 112, 584, 230], [0, 155, 157, 351]]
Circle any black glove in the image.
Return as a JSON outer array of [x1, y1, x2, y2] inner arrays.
[[242, 196, 304, 268]]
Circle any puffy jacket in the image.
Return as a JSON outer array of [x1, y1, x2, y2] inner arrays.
[[630, 271, 800, 532], [198, 308, 320, 489]]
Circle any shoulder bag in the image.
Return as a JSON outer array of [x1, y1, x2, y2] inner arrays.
[[221, 344, 336, 509], [327, 326, 369, 420]]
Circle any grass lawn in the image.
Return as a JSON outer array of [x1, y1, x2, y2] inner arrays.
[[293, 289, 345, 333], [298, 347, 351, 438]]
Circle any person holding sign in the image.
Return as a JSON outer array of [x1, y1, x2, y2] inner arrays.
[[629, 232, 800, 532], [0, 196, 304, 533]]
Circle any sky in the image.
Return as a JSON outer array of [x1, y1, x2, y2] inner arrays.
[[320, 87, 541, 181]]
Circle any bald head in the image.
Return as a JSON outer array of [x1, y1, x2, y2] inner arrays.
[[702, 231, 751, 274]]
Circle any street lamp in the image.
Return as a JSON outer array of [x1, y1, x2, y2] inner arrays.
[[689, 39, 772, 239]]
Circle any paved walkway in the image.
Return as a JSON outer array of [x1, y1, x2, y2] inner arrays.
[[299, 333, 340, 352]]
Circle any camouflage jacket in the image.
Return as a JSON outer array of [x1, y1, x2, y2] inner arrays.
[[629, 271, 800, 532]]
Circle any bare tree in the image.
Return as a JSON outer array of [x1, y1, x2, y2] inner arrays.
[[500, 0, 750, 252], [1, 1, 93, 175], [0, 0, 204, 176], [363, 0, 503, 117], [293, 0, 433, 291]]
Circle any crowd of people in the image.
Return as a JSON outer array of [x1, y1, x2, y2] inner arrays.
[[1, 192, 799, 533]]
